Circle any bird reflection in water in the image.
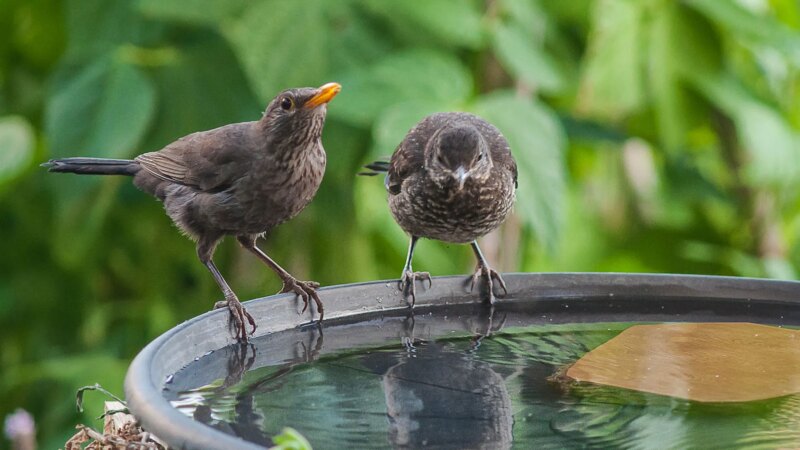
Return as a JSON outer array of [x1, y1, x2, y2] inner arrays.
[[369, 307, 513, 449], [191, 327, 324, 447], [177, 307, 517, 448]]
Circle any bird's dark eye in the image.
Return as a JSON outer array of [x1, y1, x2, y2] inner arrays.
[[477, 153, 484, 161], [280, 97, 294, 110]]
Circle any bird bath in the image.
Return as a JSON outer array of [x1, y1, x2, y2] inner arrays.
[[125, 273, 800, 449]]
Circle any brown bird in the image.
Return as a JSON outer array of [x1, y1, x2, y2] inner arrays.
[[363, 112, 517, 305], [44, 82, 341, 341]]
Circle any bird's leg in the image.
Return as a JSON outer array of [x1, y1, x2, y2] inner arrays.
[[200, 257, 257, 342], [468, 241, 508, 304], [398, 236, 432, 307], [237, 236, 324, 321]]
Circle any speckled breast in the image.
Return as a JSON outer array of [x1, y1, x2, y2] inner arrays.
[[240, 148, 326, 233], [389, 172, 516, 243]]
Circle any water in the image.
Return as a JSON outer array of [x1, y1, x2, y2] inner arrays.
[[168, 306, 800, 449]]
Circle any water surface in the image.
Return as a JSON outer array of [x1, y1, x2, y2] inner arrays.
[[168, 305, 800, 449]]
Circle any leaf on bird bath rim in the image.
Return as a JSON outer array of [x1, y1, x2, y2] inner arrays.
[[566, 322, 800, 403]]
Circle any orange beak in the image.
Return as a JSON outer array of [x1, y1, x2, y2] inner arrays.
[[304, 82, 341, 109]]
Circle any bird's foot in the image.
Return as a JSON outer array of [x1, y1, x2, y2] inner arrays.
[[468, 265, 508, 304], [280, 278, 324, 321], [214, 297, 257, 342], [399, 270, 432, 307]]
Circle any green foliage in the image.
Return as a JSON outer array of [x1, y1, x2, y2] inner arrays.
[[1, 0, 800, 447], [270, 427, 313, 450], [473, 92, 566, 247], [0, 116, 34, 185]]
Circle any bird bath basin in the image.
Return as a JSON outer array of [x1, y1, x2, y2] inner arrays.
[[125, 273, 800, 449]]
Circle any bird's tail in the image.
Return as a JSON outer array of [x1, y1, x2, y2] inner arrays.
[[42, 157, 139, 176], [358, 160, 390, 176]]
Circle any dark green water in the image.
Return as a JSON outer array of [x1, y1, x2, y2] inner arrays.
[[169, 316, 800, 449]]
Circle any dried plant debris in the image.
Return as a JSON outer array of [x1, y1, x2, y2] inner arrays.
[[64, 384, 165, 450], [65, 422, 164, 450]]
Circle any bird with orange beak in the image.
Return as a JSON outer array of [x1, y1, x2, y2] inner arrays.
[[44, 82, 342, 341]]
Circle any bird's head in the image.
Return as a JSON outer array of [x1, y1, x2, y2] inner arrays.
[[426, 125, 492, 190], [260, 82, 341, 146]]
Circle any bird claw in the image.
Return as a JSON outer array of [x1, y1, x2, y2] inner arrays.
[[469, 265, 508, 304], [214, 297, 257, 342], [280, 278, 324, 321], [399, 270, 432, 307]]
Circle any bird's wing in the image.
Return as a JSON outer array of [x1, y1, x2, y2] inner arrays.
[[135, 151, 188, 183], [509, 156, 518, 189], [387, 141, 422, 196], [493, 143, 518, 189], [135, 123, 253, 192], [491, 133, 518, 189], [386, 115, 444, 196]]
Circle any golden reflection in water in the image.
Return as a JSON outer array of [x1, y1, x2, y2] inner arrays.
[[566, 322, 800, 403]]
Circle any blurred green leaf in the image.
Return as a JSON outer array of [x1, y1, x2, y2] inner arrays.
[[63, 0, 164, 60], [371, 101, 445, 157], [271, 427, 313, 450], [492, 21, 564, 92], [473, 92, 566, 248], [499, 0, 547, 29], [577, 0, 644, 118], [332, 49, 473, 127], [359, 0, 484, 49], [137, 0, 248, 25], [223, 0, 329, 103], [0, 116, 34, 184], [46, 57, 156, 157], [45, 56, 156, 266], [688, 0, 800, 65], [3, 352, 128, 447], [8, 0, 66, 69], [326, 4, 394, 75], [648, 3, 721, 150], [763, 257, 798, 280], [142, 33, 260, 149], [694, 72, 800, 188]]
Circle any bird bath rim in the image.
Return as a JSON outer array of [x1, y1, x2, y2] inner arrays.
[[124, 272, 800, 450]]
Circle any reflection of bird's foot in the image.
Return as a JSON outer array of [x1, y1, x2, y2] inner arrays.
[[222, 343, 256, 388], [281, 278, 324, 321], [469, 265, 508, 304], [399, 270, 432, 307], [214, 297, 257, 342]]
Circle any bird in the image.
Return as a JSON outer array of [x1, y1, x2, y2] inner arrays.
[[362, 112, 517, 305], [43, 82, 341, 341]]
